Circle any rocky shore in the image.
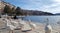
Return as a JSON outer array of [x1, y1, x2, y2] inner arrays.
[[0, 17, 60, 33]]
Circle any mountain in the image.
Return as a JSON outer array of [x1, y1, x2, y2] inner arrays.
[[21, 10, 54, 15], [0, 0, 16, 13], [0, 1, 54, 15], [54, 13, 60, 15]]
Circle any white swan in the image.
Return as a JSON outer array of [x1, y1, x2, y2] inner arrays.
[[19, 20, 36, 33], [45, 18, 52, 33], [26, 19, 36, 30], [45, 23, 52, 33], [3, 18, 23, 33]]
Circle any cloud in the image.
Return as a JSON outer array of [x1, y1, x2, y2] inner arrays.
[[24, 0, 60, 13], [4, 0, 60, 13], [38, 0, 60, 13], [53, 0, 60, 3]]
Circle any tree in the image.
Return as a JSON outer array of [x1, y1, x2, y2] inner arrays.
[[15, 7, 22, 15], [3, 5, 11, 14], [11, 7, 15, 14]]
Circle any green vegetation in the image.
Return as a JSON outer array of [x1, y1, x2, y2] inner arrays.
[[15, 7, 23, 15], [3, 5, 23, 16], [3, 5, 12, 14]]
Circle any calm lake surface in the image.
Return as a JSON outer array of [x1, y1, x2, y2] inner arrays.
[[22, 16, 60, 26], [23, 16, 60, 22]]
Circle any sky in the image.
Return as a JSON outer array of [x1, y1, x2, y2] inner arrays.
[[3, 0, 60, 14]]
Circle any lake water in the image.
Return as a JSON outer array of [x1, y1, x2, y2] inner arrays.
[[22, 16, 60, 26], [23, 16, 59, 22]]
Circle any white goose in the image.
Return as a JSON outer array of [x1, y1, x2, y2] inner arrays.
[[45, 18, 52, 33]]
